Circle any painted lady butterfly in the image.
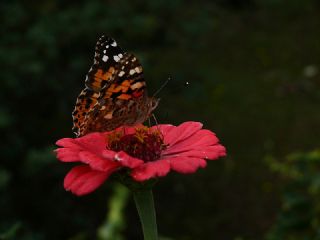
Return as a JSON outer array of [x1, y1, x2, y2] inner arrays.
[[72, 35, 159, 137]]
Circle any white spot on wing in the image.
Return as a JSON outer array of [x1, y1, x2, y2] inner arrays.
[[102, 55, 109, 62], [114, 55, 120, 62], [131, 82, 144, 90], [111, 41, 117, 47], [135, 67, 141, 73], [118, 71, 125, 77], [129, 69, 135, 75]]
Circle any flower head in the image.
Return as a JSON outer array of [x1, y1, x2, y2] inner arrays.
[[108, 126, 165, 163], [55, 122, 226, 196]]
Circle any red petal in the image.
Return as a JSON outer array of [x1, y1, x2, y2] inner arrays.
[[151, 124, 175, 136], [56, 138, 81, 149], [163, 129, 220, 156], [56, 133, 117, 169], [75, 132, 107, 154], [204, 145, 226, 160], [102, 149, 117, 159], [54, 148, 80, 162], [131, 160, 170, 181], [168, 157, 207, 174], [127, 124, 143, 134], [114, 151, 144, 168], [164, 145, 226, 160], [63, 165, 112, 196], [163, 122, 203, 146], [79, 151, 120, 171]]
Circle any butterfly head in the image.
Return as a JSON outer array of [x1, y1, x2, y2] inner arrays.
[[134, 96, 159, 124]]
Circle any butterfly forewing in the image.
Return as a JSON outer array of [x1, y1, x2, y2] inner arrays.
[[85, 35, 124, 92], [102, 53, 146, 100]]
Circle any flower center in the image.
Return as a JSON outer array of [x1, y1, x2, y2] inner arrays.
[[107, 127, 166, 162]]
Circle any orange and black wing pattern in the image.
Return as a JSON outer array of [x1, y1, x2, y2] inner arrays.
[[72, 35, 158, 137], [80, 53, 151, 136], [72, 35, 125, 136]]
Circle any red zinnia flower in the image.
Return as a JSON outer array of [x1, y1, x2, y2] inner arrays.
[[55, 121, 226, 196]]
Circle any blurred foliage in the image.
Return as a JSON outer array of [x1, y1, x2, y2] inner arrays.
[[97, 184, 130, 240], [266, 150, 320, 240], [1, 0, 320, 239]]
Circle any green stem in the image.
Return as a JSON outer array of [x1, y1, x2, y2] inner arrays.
[[133, 189, 158, 240]]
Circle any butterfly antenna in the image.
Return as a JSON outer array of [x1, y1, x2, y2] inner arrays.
[[152, 77, 171, 97], [151, 114, 161, 132]]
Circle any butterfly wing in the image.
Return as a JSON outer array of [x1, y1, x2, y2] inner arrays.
[[85, 35, 124, 91], [72, 35, 124, 136], [79, 53, 158, 136]]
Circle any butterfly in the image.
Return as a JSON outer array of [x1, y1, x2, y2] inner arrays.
[[72, 35, 159, 137]]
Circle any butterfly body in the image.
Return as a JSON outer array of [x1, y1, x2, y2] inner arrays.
[[72, 36, 159, 137]]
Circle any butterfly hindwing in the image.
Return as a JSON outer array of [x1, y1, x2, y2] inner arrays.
[[72, 87, 99, 135]]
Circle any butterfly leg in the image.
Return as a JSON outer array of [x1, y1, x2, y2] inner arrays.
[[151, 114, 159, 126], [151, 114, 162, 133], [147, 117, 152, 128]]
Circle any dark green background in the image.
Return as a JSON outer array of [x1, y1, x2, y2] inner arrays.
[[1, 0, 320, 239]]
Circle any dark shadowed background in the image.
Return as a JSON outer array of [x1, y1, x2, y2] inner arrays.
[[1, 0, 320, 239]]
